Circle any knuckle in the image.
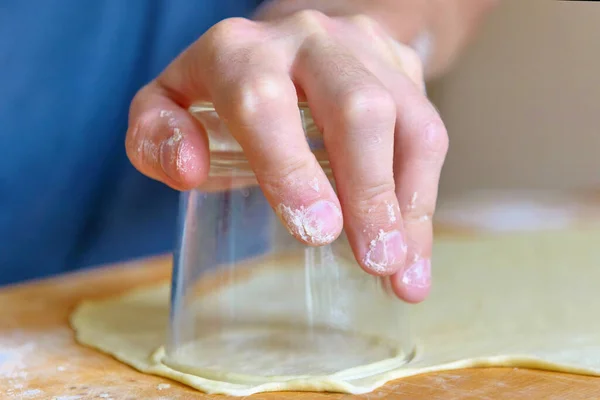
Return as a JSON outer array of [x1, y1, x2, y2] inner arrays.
[[291, 9, 328, 34], [229, 75, 290, 122], [418, 118, 449, 158], [350, 180, 397, 216], [347, 14, 378, 31], [340, 86, 396, 127], [281, 155, 315, 180], [206, 17, 255, 48], [260, 154, 318, 190]]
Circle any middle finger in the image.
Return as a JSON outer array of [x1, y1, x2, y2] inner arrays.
[[293, 34, 408, 276]]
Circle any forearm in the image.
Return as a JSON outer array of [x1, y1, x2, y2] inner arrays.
[[255, 0, 499, 80]]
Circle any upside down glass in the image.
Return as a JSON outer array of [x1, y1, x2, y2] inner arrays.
[[166, 102, 414, 383]]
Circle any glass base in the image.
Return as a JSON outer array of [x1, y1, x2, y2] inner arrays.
[[164, 324, 412, 383]]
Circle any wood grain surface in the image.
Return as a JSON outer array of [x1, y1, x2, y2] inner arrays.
[[2, 256, 600, 400]]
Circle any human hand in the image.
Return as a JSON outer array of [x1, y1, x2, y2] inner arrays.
[[125, 10, 448, 303]]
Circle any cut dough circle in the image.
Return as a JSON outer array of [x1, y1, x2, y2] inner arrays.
[[71, 229, 600, 396]]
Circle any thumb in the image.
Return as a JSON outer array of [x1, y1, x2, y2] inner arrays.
[[125, 82, 210, 191]]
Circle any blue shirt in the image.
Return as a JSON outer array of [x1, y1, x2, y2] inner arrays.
[[0, 0, 264, 285]]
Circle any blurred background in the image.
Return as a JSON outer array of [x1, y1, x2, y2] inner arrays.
[[428, 0, 600, 197]]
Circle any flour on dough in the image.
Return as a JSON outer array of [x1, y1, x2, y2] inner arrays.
[[71, 229, 600, 396]]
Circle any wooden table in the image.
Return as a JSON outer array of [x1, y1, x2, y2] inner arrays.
[[2, 256, 600, 399]]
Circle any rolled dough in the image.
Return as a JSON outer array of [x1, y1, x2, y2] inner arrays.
[[70, 228, 600, 395]]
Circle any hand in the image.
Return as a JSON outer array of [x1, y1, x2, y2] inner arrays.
[[125, 10, 448, 303]]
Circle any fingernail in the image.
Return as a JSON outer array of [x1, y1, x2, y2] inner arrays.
[[160, 128, 184, 180], [363, 230, 407, 275], [277, 200, 342, 245], [402, 257, 431, 288]]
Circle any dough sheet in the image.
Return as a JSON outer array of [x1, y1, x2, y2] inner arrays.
[[71, 229, 600, 395]]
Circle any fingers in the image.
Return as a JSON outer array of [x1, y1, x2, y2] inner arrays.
[[388, 75, 449, 303], [164, 18, 343, 246], [125, 13, 447, 303], [215, 72, 343, 246], [125, 83, 210, 191], [293, 34, 407, 276]]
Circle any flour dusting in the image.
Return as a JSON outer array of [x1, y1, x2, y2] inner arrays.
[[1, 328, 96, 399], [21, 389, 43, 398], [276, 203, 338, 245], [386, 201, 397, 223], [401, 255, 430, 288], [364, 230, 388, 273], [159, 110, 173, 118], [167, 127, 183, 147], [138, 139, 158, 164], [408, 192, 418, 210], [176, 141, 195, 174], [363, 230, 406, 273], [308, 177, 320, 192], [0, 343, 35, 379], [160, 109, 187, 169]]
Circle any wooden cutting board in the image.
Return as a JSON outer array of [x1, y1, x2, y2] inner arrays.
[[2, 255, 600, 400]]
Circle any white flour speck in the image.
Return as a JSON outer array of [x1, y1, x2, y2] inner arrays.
[[176, 140, 195, 174], [159, 110, 173, 118], [386, 201, 397, 223], [157, 383, 171, 390], [160, 109, 179, 130], [364, 230, 387, 273], [167, 127, 183, 147], [165, 127, 185, 168], [22, 389, 43, 398], [308, 177, 320, 192], [408, 192, 418, 210]]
